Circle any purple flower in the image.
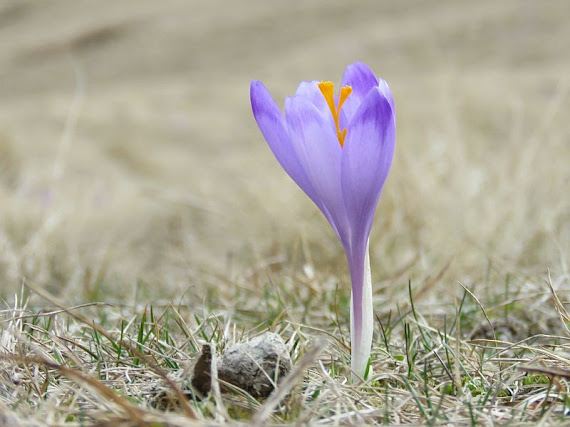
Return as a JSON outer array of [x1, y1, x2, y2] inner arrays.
[[250, 62, 395, 381]]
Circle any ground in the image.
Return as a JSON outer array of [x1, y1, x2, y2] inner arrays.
[[0, 0, 569, 425]]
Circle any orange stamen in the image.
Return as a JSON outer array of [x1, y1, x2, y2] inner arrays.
[[318, 81, 352, 146]]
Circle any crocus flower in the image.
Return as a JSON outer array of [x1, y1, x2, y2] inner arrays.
[[250, 62, 395, 381]]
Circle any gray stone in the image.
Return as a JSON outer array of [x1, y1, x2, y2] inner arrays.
[[191, 332, 292, 399]]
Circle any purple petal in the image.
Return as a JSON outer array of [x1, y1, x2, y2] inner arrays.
[[285, 95, 349, 244], [251, 81, 323, 210], [295, 80, 337, 132], [295, 81, 327, 111], [340, 62, 379, 122], [341, 86, 395, 253], [377, 78, 396, 122]]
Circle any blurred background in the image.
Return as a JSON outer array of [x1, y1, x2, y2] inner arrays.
[[0, 0, 568, 302]]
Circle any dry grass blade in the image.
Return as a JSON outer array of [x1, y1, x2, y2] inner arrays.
[[454, 291, 463, 398], [209, 343, 229, 422], [519, 364, 570, 380], [458, 281, 495, 339], [545, 271, 570, 336], [0, 302, 114, 324], [517, 364, 569, 407], [250, 338, 327, 426]]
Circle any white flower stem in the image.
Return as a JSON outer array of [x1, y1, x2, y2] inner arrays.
[[350, 240, 373, 383]]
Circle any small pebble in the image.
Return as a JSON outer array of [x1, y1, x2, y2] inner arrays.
[[191, 332, 291, 399]]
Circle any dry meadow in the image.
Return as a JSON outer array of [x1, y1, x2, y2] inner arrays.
[[1, 0, 569, 425]]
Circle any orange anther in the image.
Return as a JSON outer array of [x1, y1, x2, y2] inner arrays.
[[318, 81, 352, 147]]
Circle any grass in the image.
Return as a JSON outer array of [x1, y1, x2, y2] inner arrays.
[[1, 266, 569, 425], [1, 0, 570, 424]]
